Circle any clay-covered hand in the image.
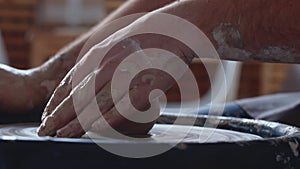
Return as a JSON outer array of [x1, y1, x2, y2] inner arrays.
[[37, 5, 200, 137], [37, 35, 184, 137]]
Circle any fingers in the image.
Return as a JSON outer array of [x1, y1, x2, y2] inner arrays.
[[38, 95, 76, 136], [41, 50, 103, 121], [53, 63, 134, 137], [39, 68, 171, 137], [90, 83, 161, 136], [41, 57, 96, 121], [55, 78, 160, 138], [42, 71, 73, 121], [42, 40, 140, 121], [38, 62, 130, 136], [39, 39, 179, 138], [55, 81, 118, 138], [38, 71, 98, 136]]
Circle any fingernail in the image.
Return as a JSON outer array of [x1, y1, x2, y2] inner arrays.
[[38, 117, 54, 136]]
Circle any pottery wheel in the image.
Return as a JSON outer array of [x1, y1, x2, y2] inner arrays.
[[0, 123, 262, 143]]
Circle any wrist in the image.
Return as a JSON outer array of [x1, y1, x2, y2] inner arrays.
[[127, 33, 196, 65]]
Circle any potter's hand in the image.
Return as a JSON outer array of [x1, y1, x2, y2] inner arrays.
[[37, 6, 200, 137], [37, 33, 188, 138]]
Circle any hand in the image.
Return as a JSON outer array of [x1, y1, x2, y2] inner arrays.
[[37, 35, 193, 138], [37, 11, 196, 138]]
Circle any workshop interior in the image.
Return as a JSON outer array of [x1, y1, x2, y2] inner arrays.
[[0, 0, 299, 169]]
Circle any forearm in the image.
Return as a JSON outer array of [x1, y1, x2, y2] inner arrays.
[[121, 0, 300, 63], [167, 0, 300, 63]]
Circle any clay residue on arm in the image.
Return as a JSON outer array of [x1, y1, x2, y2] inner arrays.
[[213, 0, 300, 63], [157, 0, 300, 63]]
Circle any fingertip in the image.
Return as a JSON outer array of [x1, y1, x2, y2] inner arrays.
[[37, 124, 46, 136], [56, 129, 64, 138], [56, 127, 73, 138], [56, 122, 85, 138], [38, 116, 57, 136]]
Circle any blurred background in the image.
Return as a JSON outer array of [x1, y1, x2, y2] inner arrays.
[[0, 0, 299, 102]]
